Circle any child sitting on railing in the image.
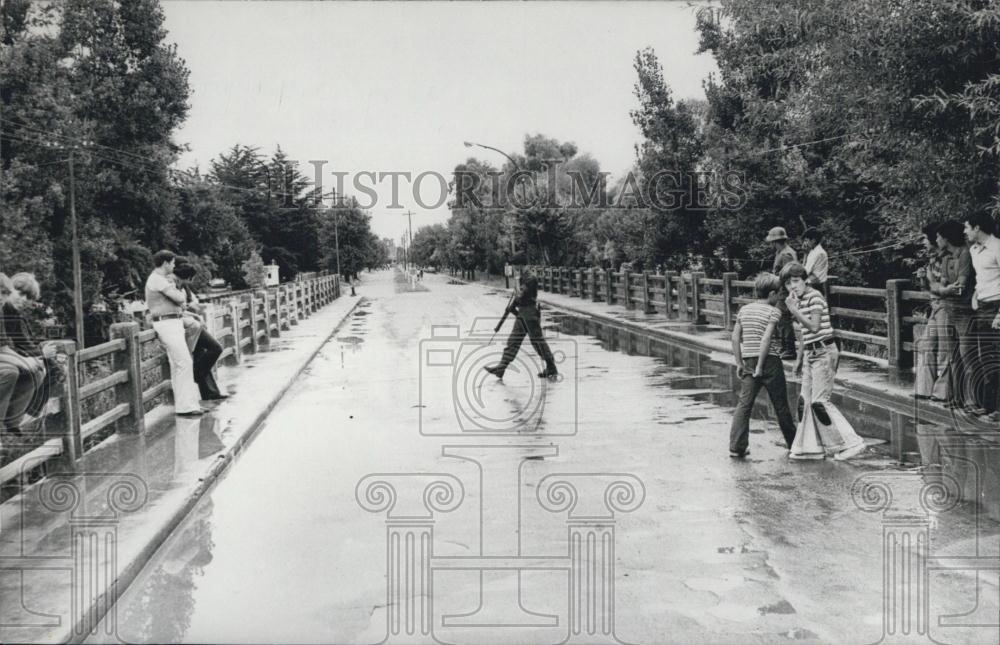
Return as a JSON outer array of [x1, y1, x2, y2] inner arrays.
[[0, 272, 54, 448]]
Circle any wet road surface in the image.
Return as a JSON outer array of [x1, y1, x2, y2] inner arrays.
[[94, 269, 1000, 644]]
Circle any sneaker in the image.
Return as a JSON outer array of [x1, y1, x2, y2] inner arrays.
[[833, 442, 867, 461], [729, 449, 749, 458]]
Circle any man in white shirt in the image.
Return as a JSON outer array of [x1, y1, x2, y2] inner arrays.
[[802, 228, 829, 295], [963, 212, 1000, 420], [145, 250, 205, 416]]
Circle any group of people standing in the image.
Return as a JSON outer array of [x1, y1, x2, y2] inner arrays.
[[145, 250, 227, 417], [916, 212, 1000, 421]]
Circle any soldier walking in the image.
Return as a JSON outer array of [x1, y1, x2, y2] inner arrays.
[[484, 274, 559, 379]]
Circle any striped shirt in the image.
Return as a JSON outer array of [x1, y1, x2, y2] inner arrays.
[[796, 288, 834, 345], [736, 302, 782, 358]]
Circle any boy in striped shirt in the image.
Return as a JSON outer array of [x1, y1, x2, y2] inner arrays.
[[781, 262, 867, 460], [728, 273, 797, 458]]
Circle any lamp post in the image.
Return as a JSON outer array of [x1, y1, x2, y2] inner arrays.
[[463, 140, 521, 257]]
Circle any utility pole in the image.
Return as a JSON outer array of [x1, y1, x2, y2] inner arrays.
[[69, 148, 84, 348], [331, 189, 343, 277]]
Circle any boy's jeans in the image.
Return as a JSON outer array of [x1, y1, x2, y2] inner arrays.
[[729, 354, 796, 454]]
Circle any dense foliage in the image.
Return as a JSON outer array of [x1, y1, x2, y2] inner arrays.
[[417, 1, 1000, 285], [1, 0, 386, 344]]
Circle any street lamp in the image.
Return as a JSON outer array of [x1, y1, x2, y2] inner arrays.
[[462, 140, 521, 257]]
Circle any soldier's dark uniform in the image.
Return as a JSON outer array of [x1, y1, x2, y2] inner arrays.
[[485, 275, 558, 379]]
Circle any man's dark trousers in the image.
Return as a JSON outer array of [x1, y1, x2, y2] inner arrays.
[[192, 329, 224, 399], [967, 300, 1000, 413], [729, 354, 797, 453], [497, 306, 555, 371]]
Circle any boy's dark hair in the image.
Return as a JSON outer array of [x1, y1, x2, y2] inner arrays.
[[173, 263, 197, 280], [779, 261, 808, 286], [802, 228, 824, 244], [921, 222, 940, 240], [965, 211, 997, 236], [936, 220, 965, 247], [753, 272, 781, 299], [152, 250, 176, 268]]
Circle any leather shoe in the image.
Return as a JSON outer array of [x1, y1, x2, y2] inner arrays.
[[176, 408, 208, 417], [202, 394, 230, 401]]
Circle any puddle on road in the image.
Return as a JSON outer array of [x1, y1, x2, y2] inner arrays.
[[550, 312, 929, 459]]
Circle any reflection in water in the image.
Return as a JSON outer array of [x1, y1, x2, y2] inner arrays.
[[551, 314, 922, 458], [117, 500, 215, 643], [550, 312, 1000, 521]]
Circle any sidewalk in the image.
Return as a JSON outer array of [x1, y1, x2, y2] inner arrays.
[[0, 291, 362, 644]]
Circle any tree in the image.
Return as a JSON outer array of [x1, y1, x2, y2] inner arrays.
[[241, 250, 266, 289]]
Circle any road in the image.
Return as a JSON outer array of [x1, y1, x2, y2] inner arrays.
[[95, 268, 999, 645]]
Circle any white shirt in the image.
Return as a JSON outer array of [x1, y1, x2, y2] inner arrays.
[[144, 271, 185, 317], [971, 235, 1000, 303], [804, 244, 829, 285]]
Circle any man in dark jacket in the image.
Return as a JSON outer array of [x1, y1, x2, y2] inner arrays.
[[173, 262, 228, 401], [484, 274, 558, 379]]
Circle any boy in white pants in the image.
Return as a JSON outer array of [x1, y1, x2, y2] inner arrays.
[[781, 262, 866, 461]]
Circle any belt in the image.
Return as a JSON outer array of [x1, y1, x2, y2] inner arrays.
[[805, 337, 835, 351], [151, 313, 183, 322]]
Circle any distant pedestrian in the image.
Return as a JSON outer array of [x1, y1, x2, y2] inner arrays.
[[914, 223, 950, 401], [781, 262, 866, 460], [484, 274, 558, 380], [767, 226, 798, 359], [963, 211, 1000, 420], [728, 272, 797, 458], [933, 220, 976, 412], [145, 250, 205, 417]]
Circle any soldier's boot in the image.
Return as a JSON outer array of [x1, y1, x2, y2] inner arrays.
[[484, 365, 505, 379], [538, 358, 558, 379]]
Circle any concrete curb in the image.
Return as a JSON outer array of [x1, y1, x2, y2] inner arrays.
[[67, 295, 364, 644]]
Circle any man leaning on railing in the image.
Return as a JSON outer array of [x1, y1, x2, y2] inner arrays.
[[144, 250, 207, 417]]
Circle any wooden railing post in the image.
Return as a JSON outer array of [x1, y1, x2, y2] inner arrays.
[[690, 271, 705, 324], [110, 322, 145, 435], [52, 340, 82, 464], [590, 269, 599, 302], [663, 271, 677, 319], [606, 271, 614, 305], [229, 297, 243, 363], [642, 271, 653, 314], [886, 279, 908, 369], [722, 272, 737, 331], [243, 294, 259, 354], [622, 271, 632, 310], [677, 273, 690, 320]]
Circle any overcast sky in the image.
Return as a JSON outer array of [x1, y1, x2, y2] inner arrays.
[[162, 1, 718, 241]]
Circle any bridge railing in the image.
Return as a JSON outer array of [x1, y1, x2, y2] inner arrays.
[[524, 266, 920, 369], [0, 273, 342, 492]]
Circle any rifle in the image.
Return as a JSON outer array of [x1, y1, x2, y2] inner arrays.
[[487, 292, 517, 344]]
